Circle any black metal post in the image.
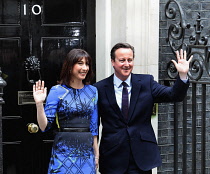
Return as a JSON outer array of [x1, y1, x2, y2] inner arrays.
[[182, 97, 187, 173], [174, 102, 178, 174], [0, 68, 7, 173], [192, 83, 197, 174], [201, 84, 206, 174]]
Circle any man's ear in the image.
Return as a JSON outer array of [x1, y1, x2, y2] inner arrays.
[[111, 59, 115, 67]]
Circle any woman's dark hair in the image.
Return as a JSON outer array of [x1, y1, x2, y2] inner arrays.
[[110, 42, 135, 60], [59, 49, 93, 85]]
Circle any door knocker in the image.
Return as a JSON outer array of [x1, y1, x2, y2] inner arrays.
[[24, 56, 41, 84]]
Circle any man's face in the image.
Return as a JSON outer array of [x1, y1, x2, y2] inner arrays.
[[111, 48, 134, 81]]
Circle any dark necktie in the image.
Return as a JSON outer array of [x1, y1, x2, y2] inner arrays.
[[121, 82, 129, 119]]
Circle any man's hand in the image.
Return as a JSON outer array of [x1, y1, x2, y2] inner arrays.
[[171, 49, 193, 80]]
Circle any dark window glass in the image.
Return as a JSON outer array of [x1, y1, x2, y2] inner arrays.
[[43, 0, 82, 24], [0, 0, 20, 24]]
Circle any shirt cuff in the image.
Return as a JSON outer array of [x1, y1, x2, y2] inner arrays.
[[181, 76, 189, 83]]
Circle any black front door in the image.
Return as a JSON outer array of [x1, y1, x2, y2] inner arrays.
[[0, 0, 95, 173]]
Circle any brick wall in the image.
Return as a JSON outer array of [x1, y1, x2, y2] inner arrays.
[[159, 0, 210, 173]]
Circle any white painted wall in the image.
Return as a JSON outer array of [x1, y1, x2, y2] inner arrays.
[[96, 0, 159, 80], [96, 0, 112, 80], [96, 0, 159, 173]]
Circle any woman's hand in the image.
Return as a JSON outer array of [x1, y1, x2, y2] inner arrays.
[[93, 136, 99, 170], [95, 157, 99, 169], [33, 80, 47, 104]]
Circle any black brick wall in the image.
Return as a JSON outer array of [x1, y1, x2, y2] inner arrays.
[[159, 0, 210, 173]]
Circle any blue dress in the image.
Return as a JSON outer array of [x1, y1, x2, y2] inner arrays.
[[43, 84, 98, 174]]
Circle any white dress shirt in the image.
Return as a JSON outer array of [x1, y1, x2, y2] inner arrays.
[[113, 74, 131, 109]]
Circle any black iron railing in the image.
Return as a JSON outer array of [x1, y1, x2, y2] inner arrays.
[[163, 1, 210, 174], [0, 68, 7, 173]]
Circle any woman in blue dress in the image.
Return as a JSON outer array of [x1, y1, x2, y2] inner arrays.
[[33, 49, 99, 174]]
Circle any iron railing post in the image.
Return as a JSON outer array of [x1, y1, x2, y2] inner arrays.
[[0, 67, 7, 173]]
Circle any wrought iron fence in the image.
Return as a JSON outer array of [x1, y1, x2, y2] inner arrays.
[[160, 0, 210, 173]]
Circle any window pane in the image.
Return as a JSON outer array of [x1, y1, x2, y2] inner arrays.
[[43, 0, 83, 24]]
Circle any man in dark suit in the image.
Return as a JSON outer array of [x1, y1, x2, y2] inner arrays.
[[94, 43, 192, 174]]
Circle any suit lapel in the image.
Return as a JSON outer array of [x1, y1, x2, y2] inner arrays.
[[104, 75, 125, 122], [128, 74, 142, 122]]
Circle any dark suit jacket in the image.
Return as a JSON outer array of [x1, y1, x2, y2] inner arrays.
[[94, 73, 189, 174]]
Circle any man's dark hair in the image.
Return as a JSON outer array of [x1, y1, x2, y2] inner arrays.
[[110, 42, 135, 60]]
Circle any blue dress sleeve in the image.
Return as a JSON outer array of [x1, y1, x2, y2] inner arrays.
[[90, 88, 98, 136], [43, 86, 60, 131]]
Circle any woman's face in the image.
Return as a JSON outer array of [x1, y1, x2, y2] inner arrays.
[[71, 57, 89, 81]]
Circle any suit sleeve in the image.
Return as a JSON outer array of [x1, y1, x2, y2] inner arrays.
[[152, 76, 189, 103]]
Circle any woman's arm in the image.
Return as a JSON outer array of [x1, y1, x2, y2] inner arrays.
[[93, 135, 99, 169]]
